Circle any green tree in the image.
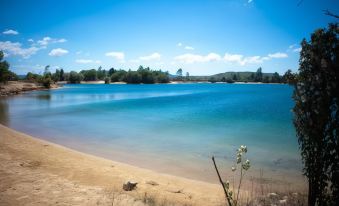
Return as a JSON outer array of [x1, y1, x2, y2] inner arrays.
[[96, 66, 106, 80], [271, 72, 281, 83], [0, 51, 11, 84], [44, 65, 51, 78], [81, 69, 97, 81], [104, 77, 110, 84], [249, 73, 255, 82], [185, 72, 190, 81], [208, 77, 217, 83], [60, 68, 64, 81], [111, 70, 126, 82], [262, 76, 270, 83], [108, 67, 115, 76], [68, 71, 83, 84], [254, 67, 263, 82], [293, 23, 338, 206], [232, 74, 238, 81], [176, 68, 183, 80], [282, 69, 296, 84], [52, 69, 61, 82]]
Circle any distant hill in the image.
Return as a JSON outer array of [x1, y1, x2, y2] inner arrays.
[[174, 71, 278, 82], [211, 71, 274, 82]]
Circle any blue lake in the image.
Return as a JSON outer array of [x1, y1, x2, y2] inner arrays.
[[0, 83, 303, 182]]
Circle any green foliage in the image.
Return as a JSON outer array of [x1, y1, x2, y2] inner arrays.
[[26, 72, 40, 81], [271, 72, 281, 83], [254, 67, 263, 82], [81, 69, 97, 81], [68, 71, 83, 84], [189, 71, 282, 83], [176, 68, 183, 80], [109, 67, 169, 84], [293, 23, 338, 206], [0, 51, 18, 83], [104, 77, 110, 84], [96, 66, 107, 80], [110, 70, 127, 82], [41, 76, 52, 88], [208, 77, 217, 83], [185, 72, 190, 81], [282, 69, 296, 85]]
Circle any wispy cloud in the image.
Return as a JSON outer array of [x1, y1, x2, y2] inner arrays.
[[36, 37, 67, 47], [293, 48, 301, 52], [48, 48, 69, 57], [288, 44, 301, 52], [75, 59, 101, 64], [248, 0, 253, 3], [105, 51, 125, 62], [268, 52, 288, 58], [0, 41, 40, 58], [178, 42, 195, 51], [288, 44, 297, 49], [184, 46, 194, 50], [3, 29, 19, 35], [174, 53, 221, 63], [174, 51, 288, 65], [139, 52, 161, 61]]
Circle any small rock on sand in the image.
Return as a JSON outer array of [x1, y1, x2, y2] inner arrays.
[[123, 181, 138, 191]]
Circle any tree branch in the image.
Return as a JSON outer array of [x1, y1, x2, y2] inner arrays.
[[212, 156, 232, 206], [323, 9, 339, 19]]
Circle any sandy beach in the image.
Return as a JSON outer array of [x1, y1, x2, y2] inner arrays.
[[0, 81, 59, 96], [0, 124, 225, 206]]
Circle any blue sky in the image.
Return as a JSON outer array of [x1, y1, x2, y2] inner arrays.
[[1, 0, 338, 75]]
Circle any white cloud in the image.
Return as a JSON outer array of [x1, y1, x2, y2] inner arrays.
[[75, 59, 101, 64], [184, 46, 194, 50], [37, 37, 52, 46], [268, 52, 288, 58], [248, 0, 253, 3], [28, 39, 34, 42], [177, 42, 182, 47], [58, 38, 67, 43], [105, 51, 125, 61], [139, 52, 161, 61], [293, 47, 302, 52], [175, 51, 288, 65], [0, 41, 40, 58], [288, 44, 296, 49], [174, 53, 221, 63], [48, 48, 69, 57], [3, 29, 19, 35], [37, 37, 67, 46], [223, 53, 244, 64]]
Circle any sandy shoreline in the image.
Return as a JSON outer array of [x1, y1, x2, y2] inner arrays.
[[0, 124, 225, 205], [0, 81, 59, 96]]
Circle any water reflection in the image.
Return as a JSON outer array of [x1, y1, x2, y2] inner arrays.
[[0, 99, 9, 126], [36, 93, 51, 101]]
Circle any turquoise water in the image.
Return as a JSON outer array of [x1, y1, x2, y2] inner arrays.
[[0, 84, 302, 182]]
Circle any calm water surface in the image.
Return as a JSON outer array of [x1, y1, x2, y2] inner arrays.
[[0, 83, 302, 182]]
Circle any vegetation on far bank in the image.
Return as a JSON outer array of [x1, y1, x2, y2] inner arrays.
[[1, 49, 296, 86]]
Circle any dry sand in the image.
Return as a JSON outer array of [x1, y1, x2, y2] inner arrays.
[[0, 124, 224, 206]]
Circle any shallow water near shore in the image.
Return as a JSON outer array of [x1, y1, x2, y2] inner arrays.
[[0, 83, 304, 183]]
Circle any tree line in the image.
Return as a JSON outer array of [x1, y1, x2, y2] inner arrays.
[[26, 65, 170, 85]]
